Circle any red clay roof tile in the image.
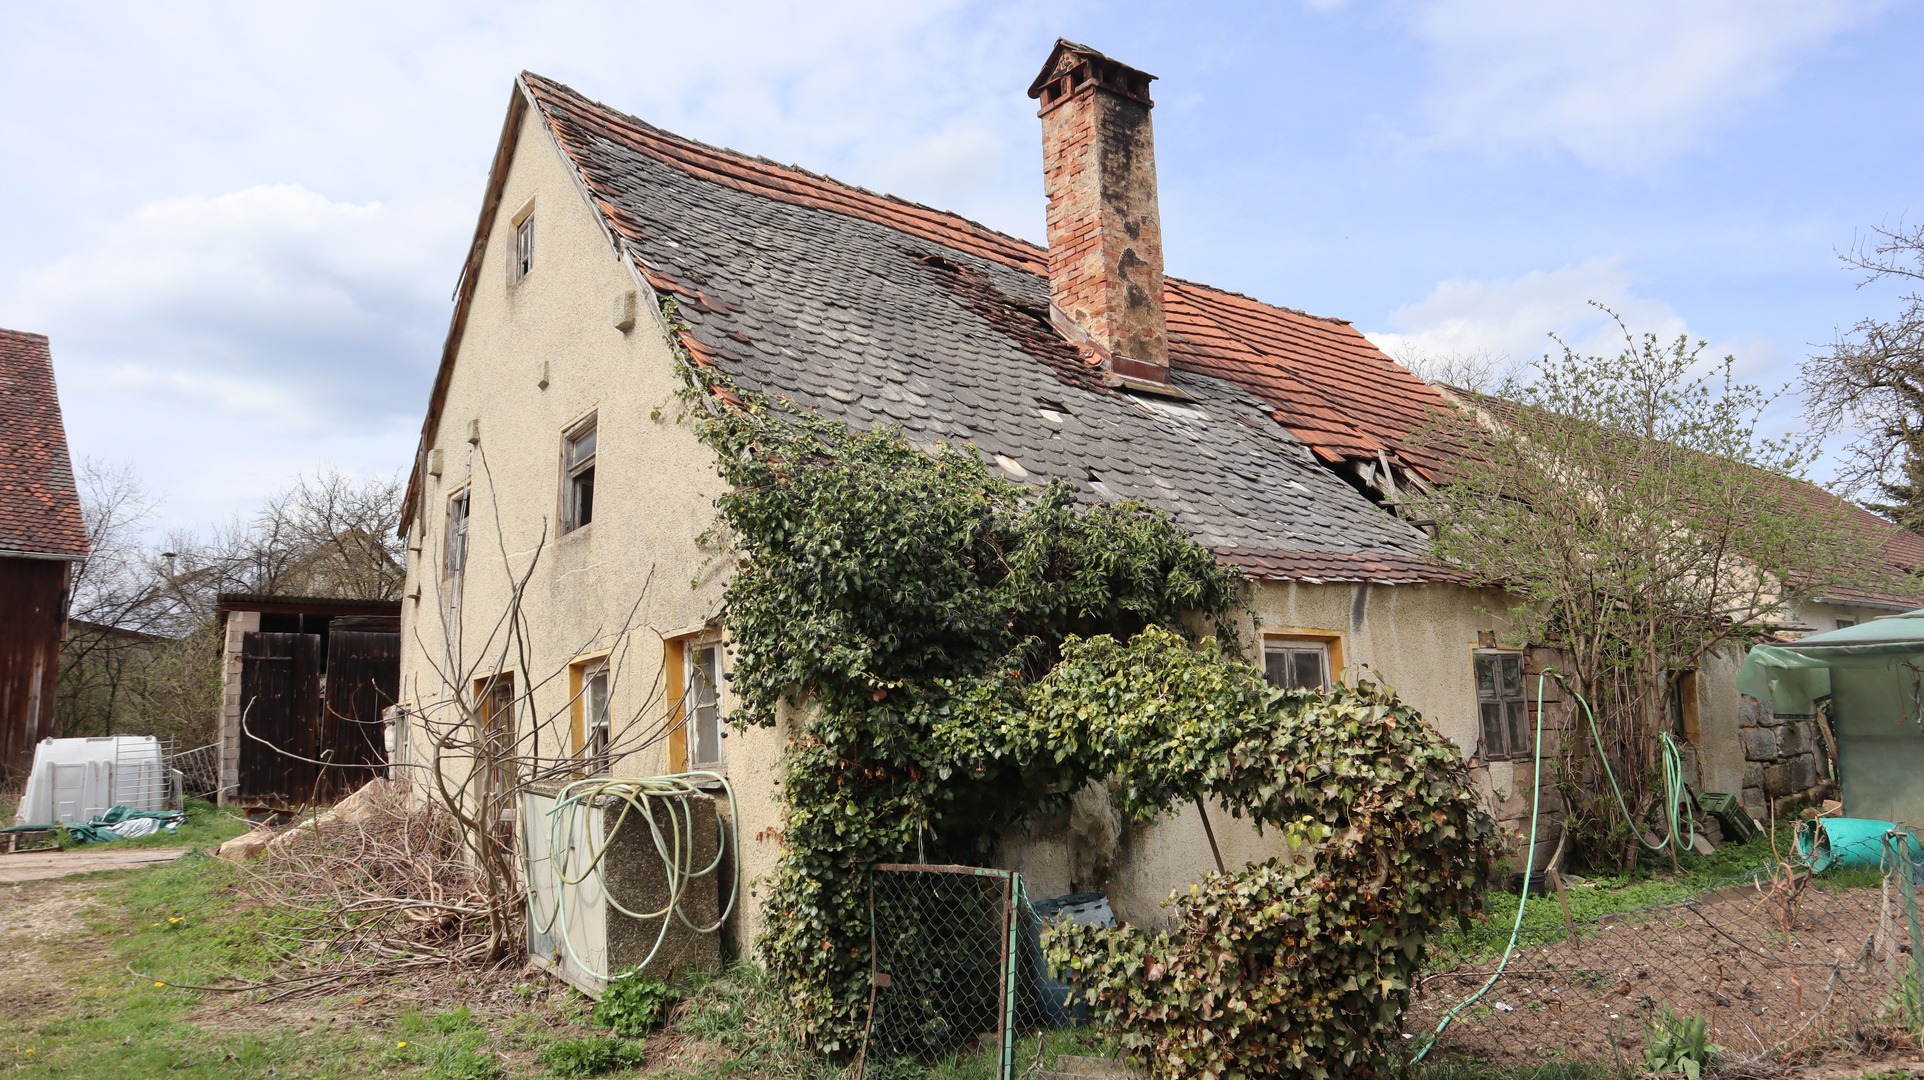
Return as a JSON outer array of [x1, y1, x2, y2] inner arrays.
[[0, 329, 87, 560]]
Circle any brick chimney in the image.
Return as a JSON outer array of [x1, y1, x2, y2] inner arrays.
[[1029, 40, 1168, 387]]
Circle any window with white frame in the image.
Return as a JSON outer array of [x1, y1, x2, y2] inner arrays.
[[686, 640, 724, 770], [1474, 652, 1531, 760], [510, 213, 534, 284], [562, 416, 596, 533], [1264, 639, 1330, 690], [584, 664, 611, 775], [445, 489, 470, 577]]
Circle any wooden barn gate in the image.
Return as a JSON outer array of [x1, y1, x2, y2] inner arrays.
[[225, 597, 400, 808]]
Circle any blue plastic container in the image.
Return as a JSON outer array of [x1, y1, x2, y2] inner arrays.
[[1795, 817, 1922, 873]]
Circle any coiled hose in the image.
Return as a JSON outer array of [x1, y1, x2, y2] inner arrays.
[[525, 771, 739, 983]]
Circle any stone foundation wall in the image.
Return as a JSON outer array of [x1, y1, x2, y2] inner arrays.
[[1735, 695, 1832, 823]]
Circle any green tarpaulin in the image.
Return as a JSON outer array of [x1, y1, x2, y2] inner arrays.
[[1736, 612, 1924, 826]]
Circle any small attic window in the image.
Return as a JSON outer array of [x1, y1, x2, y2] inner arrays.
[[509, 197, 536, 285]]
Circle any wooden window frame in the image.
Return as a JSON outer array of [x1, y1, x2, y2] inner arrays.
[[560, 414, 597, 535], [1473, 651, 1531, 761], [509, 198, 535, 285], [568, 652, 613, 776], [444, 486, 470, 579], [472, 671, 518, 813], [1262, 629, 1342, 691], [666, 630, 725, 777]]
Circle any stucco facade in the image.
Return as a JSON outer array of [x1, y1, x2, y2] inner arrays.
[[395, 103, 787, 950]]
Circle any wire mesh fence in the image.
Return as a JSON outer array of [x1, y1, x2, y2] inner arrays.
[[860, 864, 1098, 1080], [1410, 825, 1924, 1071], [856, 827, 1924, 1078]]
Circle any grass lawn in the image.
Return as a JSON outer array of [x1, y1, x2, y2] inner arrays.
[[1464, 820, 1835, 945]]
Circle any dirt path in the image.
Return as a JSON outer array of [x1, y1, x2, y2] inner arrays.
[[0, 847, 185, 884], [0, 875, 111, 1027]]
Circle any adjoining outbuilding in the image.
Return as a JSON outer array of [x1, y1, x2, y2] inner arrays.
[[215, 593, 400, 810], [1737, 612, 1924, 826], [0, 328, 89, 784]]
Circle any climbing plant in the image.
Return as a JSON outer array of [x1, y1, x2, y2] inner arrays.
[[677, 344, 1491, 1071], [1028, 631, 1492, 1079]]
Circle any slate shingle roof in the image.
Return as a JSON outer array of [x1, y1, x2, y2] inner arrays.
[[0, 329, 86, 560], [405, 75, 1473, 582]]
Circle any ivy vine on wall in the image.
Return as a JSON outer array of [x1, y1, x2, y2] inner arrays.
[[675, 333, 1492, 1074]]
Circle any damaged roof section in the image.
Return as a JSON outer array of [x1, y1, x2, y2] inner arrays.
[[466, 74, 1457, 583]]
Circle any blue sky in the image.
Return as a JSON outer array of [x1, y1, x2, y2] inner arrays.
[[2, 0, 1919, 533]]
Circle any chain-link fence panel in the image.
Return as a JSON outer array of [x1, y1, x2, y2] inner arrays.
[[860, 865, 1093, 1080], [1410, 827, 1924, 1071]]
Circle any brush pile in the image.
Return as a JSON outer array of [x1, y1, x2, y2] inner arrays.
[[238, 779, 525, 990]]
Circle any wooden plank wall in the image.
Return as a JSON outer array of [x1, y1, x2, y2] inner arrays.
[[0, 557, 69, 782]]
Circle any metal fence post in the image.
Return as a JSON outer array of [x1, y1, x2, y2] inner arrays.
[[1000, 872, 1020, 1080], [1891, 829, 1924, 1030]]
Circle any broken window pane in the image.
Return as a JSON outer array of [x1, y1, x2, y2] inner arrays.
[[563, 417, 597, 533]]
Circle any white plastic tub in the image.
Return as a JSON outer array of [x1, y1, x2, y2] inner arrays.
[[14, 736, 169, 826]]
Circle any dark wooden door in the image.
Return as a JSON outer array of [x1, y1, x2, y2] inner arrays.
[[319, 630, 398, 801], [237, 632, 323, 805]]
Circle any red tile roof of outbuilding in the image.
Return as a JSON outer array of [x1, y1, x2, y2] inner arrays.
[[0, 329, 87, 560]]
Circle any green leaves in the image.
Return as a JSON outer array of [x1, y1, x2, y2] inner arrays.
[[683, 370, 1488, 1071]]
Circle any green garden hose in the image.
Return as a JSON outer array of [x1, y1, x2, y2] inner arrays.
[[1413, 671, 1697, 1062], [1559, 674, 1696, 854], [526, 772, 740, 983], [1412, 672, 1552, 1062]]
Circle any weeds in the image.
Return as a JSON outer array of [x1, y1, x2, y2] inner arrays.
[[592, 969, 678, 1037], [537, 1036, 647, 1078], [1642, 1007, 1721, 1079]]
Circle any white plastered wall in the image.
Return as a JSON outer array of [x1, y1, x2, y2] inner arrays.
[[395, 99, 787, 952]]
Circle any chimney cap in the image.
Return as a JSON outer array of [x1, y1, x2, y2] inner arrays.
[[1027, 39, 1156, 105]]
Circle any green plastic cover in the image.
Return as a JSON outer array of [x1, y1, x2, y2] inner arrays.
[[1734, 611, 1924, 715]]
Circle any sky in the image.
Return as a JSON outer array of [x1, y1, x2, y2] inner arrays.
[[2, 0, 1920, 535]]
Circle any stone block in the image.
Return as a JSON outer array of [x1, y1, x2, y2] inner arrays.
[[1741, 727, 1780, 761], [1789, 754, 1818, 792], [1764, 762, 1797, 797], [1743, 762, 1764, 791], [217, 828, 274, 863], [1781, 722, 1812, 756], [1740, 787, 1767, 821]]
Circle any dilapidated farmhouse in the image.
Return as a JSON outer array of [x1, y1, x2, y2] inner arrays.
[[0, 328, 88, 781], [394, 41, 1918, 948]]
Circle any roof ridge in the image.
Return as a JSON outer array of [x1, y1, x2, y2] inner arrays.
[[521, 72, 1049, 270], [0, 327, 51, 342]]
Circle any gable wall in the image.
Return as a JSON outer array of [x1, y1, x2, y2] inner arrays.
[[395, 99, 787, 955]]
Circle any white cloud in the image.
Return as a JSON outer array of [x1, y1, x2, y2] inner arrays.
[[1365, 258, 1688, 368], [5, 183, 453, 434], [1407, 0, 1881, 167]]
